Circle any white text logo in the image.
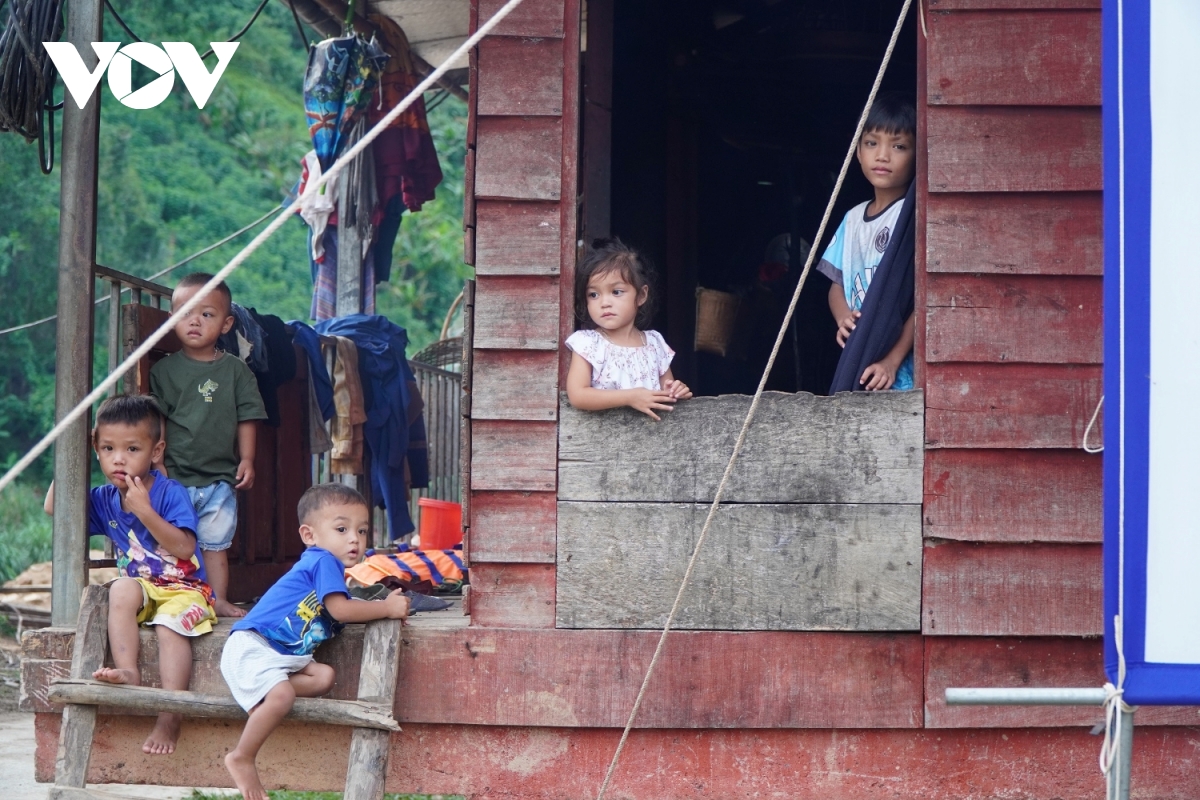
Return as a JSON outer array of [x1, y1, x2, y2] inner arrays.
[[42, 42, 239, 110]]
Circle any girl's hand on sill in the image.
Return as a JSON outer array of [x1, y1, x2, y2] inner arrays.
[[663, 379, 692, 401], [629, 388, 678, 421]]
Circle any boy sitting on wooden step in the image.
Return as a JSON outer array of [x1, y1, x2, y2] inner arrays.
[[44, 394, 217, 755], [220, 483, 409, 800]]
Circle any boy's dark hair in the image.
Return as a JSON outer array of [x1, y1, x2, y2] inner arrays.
[[574, 237, 657, 329], [863, 91, 916, 137], [297, 483, 369, 525], [175, 272, 232, 314], [92, 395, 163, 445]]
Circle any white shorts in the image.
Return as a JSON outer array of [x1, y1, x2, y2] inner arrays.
[[220, 630, 314, 712]]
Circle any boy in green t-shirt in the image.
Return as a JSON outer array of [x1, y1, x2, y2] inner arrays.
[[151, 272, 266, 618]]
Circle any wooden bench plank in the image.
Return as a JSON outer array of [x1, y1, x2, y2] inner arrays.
[[558, 391, 924, 504], [55, 584, 108, 789], [557, 502, 922, 631], [47, 679, 399, 731], [344, 618, 405, 800]]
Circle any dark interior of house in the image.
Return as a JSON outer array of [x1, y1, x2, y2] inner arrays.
[[603, 0, 917, 396]]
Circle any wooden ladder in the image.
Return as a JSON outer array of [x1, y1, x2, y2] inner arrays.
[[47, 585, 404, 800]]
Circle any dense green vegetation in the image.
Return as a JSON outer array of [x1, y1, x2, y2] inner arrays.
[[0, 483, 52, 583], [0, 0, 468, 487]]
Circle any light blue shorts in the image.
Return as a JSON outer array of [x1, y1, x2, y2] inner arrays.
[[186, 481, 238, 552]]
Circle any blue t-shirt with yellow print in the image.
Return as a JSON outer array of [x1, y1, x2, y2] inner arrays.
[[232, 546, 348, 655]]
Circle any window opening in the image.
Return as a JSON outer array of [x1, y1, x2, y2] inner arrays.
[[602, 0, 918, 396]]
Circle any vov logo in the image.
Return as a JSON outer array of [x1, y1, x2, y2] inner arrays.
[[42, 42, 239, 110]]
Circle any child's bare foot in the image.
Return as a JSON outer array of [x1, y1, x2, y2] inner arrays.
[[225, 749, 268, 800], [93, 667, 139, 685], [213, 599, 246, 618], [142, 712, 181, 755]]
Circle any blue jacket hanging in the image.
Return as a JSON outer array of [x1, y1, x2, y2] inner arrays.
[[314, 314, 429, 537]]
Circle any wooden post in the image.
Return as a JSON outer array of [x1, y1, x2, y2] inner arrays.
[[52, 585, 108, 794], [343, 618, 403, 800], [51, 0, 103, 627]]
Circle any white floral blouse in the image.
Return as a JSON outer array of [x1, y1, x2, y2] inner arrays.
[[565, 329, 675, 391]]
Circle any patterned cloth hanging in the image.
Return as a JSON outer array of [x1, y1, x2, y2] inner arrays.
[[303, 34, 388, 170]]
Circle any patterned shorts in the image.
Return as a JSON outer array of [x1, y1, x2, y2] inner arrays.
[[133, 578, 216, 637]]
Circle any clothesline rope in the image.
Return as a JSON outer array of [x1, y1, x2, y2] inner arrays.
[[0, 0, 529, 497], [0, 203, 281, 338], [592, 0, 915, 797]]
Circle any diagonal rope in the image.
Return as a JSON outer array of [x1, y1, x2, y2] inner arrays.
[[593, 2, 914, 797], [0, 0, 528, 495]]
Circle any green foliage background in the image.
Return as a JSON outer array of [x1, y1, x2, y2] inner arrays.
[[0, 0, 468, 488]]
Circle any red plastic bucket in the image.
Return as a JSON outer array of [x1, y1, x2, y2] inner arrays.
[[417, 497, 462, 550]]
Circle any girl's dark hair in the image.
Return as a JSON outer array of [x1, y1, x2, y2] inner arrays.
[[863, 91, 916, 137], [92, 394, 163, 445], [574, 237, 656, 329]]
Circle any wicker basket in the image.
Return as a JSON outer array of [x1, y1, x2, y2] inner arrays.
[[694, 287, 741, 357]]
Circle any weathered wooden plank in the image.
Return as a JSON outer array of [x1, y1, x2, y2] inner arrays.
[[558, 0, 581, 387], [39, 714, 1200, 796], [926, 192, 1103, 275], [474, 200, 561, 275], [925, 637, 1197, 728], [34, 716, 1200, 799], [927, 10, 1100, 106], [470, 420, 557, 491], [925, 363, 1102, 448], [923, 542, 1101, 636], [473, 275, 559, 349], [46, 679, 399, 731], [927, 106, 1101, 192], [558, 502, 922, 631], [470, 350, 558, 421], [929, 0, 1098, 8], [925, 274, 1102, 364], [344, 618, 405, 800], [474, 116, 563, 201], [924, 449, 1101, 542], [468, 490, 556, 562], [55, 584, 108, 789], [558, 391, 923, 504], [477, 36, 563, 116], [478, 0, 565, 37], [468, 563, 556, 627]]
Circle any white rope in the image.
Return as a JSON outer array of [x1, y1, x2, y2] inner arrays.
[[1101, 616, 1136, 795], [1083, 395, 1104, 453], [593, 1, 915, 796], [0, 0, 528, 497], [0, 204, 281, 338]]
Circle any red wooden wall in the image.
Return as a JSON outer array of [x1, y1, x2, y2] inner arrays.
[[464, 0, 579, 626], [920, 0, 1116, 725]]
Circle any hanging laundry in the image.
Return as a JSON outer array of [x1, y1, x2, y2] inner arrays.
[[303, 34, 388, 171], [246, 311, 298, 429], [217, 302, 268, 374], [366, 14, 444, 215], [296, 150, 338, 262], [329, 335, 368, 475], [308, 226, 377, 322], [314, 315, 428, 537], [288, 320, 335, 421]]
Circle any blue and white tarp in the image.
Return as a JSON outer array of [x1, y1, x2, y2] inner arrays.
[[1104, 0, 1200, 704]]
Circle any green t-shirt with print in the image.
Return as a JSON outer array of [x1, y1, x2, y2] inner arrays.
[[150, 351, 267, 488]]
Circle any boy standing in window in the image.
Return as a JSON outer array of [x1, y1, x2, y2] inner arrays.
[[819, 92, 916, 391]]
